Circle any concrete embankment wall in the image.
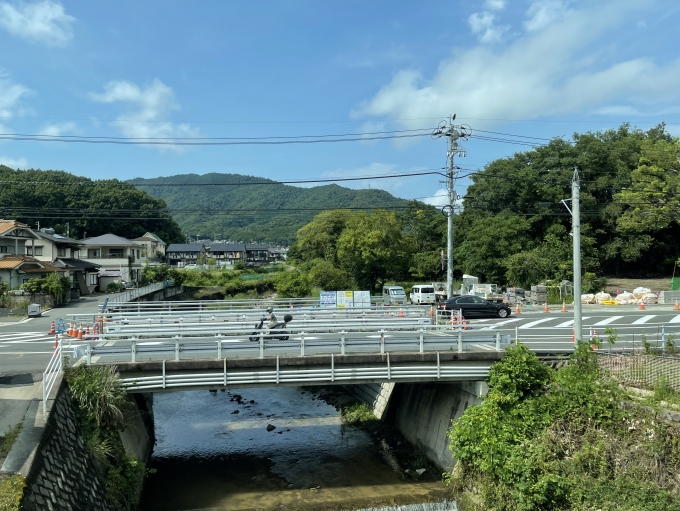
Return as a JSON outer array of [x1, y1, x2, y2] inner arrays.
[[1, 378, 154, 511], [347, 381, 488, 470], [135, 285, 183, 302]]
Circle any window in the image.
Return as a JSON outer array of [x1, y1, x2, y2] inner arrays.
[[34, 247, 43, 256], [88, 249, 100, 258], [0, 246, 7, 253], [57, 248, 66, 257], [89, 273, 97, 286], [109, 249, 124, 258], [472, 297, 488, 304], [455, 297, 475, 304]]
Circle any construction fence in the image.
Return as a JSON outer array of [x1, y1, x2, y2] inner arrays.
[[598, 353, 680, 392]]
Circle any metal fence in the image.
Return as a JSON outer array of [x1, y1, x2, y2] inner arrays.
[[43, 340, 62, 413], [597, 353, 680, 391]]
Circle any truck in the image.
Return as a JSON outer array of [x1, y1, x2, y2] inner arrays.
[[431, 282, 448, 302], [459, 275, 505, 303]]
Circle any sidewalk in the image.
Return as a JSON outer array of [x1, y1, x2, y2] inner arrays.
[[0, 373, 42, 437]]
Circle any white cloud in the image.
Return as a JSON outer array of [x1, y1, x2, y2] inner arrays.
[[90, 79, 198, 152], [485, 0, 507, 10], [468, 11, 508, 43], [524, 0, 569, 32], [37, 121, 75, 136], [354, 1, 679, 129], [0, 156, 27, 168], [0, 72, 30, 118], [0, 0, 74, 45], [423, 189, 449, 207], [316, 162, 417, 194]]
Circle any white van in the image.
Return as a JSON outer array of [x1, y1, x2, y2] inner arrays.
[[410, 285, 436, 305], [382, 286, 407, 306]]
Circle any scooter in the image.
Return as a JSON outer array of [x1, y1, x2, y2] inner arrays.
[[249, 314, 293, 341]]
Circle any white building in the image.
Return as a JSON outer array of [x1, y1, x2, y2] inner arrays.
[[79, 233, 144, 283]]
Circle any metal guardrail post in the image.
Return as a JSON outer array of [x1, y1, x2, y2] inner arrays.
[[662, 325, 666, 350], [162, 360, 166, 389], [86, 341, 92, 365], [131, 338, 136, 363], [387, 352, 391, 380], [437, 352, 441, 379], [223, 358, 227, 386], [174, 336, 180, 361], [380, 329, 385, 354], [217, 334, 222, 359], [340, 331, 346, 355], [276, 356, 280, 384], [515, 326, 518, 343], [496, 332, 501, 351], [331, 354, 335, 382], [458, 330, 462, 353], [419, 329, 424, 353], [259, 332, 264, 359], [301, 332, 306, 356]]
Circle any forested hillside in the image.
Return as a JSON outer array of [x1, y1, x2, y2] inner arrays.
[[0, 166, 184, 242], [129, 173, 408, 244]]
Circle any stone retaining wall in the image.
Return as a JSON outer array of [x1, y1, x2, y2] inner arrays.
[[20, 380, 114, 511]]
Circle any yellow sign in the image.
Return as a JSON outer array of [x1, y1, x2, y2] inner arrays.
[[602, 300, 618, 305]]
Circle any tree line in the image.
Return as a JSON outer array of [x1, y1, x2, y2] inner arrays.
[[288, 124, 680, 292]]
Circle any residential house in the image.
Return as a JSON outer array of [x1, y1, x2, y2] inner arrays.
[[166, 243, 206, 267], [79, 234, 144, 283], [22, 228, 101, 295], [132, 232, 167, 259], [0, 255, 65, 289], [0, 219, 40, 256], [245, 244, 270, 267], [268, 247, 288, 262], [206, 243, 245, 267]]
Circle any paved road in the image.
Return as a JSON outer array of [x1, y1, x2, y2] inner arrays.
[[2, 302, 680, 375]]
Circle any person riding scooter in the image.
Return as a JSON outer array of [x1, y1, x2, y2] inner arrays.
[[249, 311, 293, 341], [265, 306, 277, 329]]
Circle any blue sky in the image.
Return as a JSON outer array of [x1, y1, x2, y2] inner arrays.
[[1, 0, 679, 206]]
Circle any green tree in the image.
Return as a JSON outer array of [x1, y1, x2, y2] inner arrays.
[[275, 269, 311, 297], [336, 210, 407, 291], [289, 209, 355, 264], [305, 259, 354, 290]]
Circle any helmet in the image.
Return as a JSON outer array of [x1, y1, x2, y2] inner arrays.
[[266, 306, 273, 314], [283, 314, 293, 323]]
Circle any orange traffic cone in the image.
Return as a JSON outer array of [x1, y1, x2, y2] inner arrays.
[[639, 301, 646, 311], [561, 301, 567, 313], [461, 314, 469, 330], [675, 300, 679, 311], [77, 323, 83, 339], [86, 324, 91, 337], [571, 329, 575, 343], [54, 335, 58, 349], [68, 321, 74, 337], [593, 328, 598, 339], [515, 303, 521, 315], [49, 321, 55, 335], [398, 309, 404, 318], [543, 303, 549, 313], [429, 306, 434, 318]]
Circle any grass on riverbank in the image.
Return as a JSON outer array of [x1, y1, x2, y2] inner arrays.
[[447, 343, 680, 511], [0, 425, 25, 511], [0, 425, 20, 459]]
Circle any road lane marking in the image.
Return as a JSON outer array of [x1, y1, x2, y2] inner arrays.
[[671, 315, 680, 324], [555, 317, 591, 328], [519, 318, 554, 329], [632, 315, 656, 324], [0, 332, 44, 339], [592, 316, 624, 326]]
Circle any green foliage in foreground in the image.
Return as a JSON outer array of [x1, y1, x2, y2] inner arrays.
[[0, 425, 21, 459], [66, 366, 146, 511], [448, 344, 680, 511], [0, 475, 25, 511]]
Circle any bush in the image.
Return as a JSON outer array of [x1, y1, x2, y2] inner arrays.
[[0, 475, 25, 511], [275, 270, 311, 298], [107, 282, 123, 293]]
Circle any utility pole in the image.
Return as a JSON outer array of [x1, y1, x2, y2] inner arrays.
[[433, 115, 467, 299], [560, 167, 582, 343], [572, 167, 582, 342]]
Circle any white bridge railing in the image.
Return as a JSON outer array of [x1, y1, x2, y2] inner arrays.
[[43, 340, 62, 413]]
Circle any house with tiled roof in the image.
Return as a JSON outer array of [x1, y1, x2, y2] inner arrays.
[[0, 255, 65, 289], [79, 234, 144, 283], [0, 219, 40, 256], [132, 232, 167, 258], [166, 243, 206, 267]]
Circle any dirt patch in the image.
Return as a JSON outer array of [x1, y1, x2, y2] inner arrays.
[[604, 277, 672, 294]]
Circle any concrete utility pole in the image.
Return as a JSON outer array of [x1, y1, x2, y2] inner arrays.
[[572, 167, 582, 342], [433, 116, 467, 299]]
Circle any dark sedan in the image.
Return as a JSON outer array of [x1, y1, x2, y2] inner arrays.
[[440, 295, 511, 319]]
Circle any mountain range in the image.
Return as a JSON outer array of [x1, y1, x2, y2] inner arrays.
[[129, 173, 409, 244]]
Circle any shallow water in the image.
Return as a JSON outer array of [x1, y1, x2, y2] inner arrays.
[[139, 387, 451, 511]]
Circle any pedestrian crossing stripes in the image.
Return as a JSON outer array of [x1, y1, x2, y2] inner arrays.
[[555, 318, 591, 328], [0, 332, 54, 344], [592, 316, 624, 326], [632, 315, 656, 324], [519, 318, 554, 330], [671, 315, 680, 324]]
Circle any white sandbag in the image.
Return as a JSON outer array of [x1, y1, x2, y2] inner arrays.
[[594, 291, 612, 304], [581, 293, 595, 304], [632, 287, 652, 299], [615, 292, 634, 304], [642, 292, 658, 304]]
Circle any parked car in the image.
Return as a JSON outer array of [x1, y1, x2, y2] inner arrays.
[[382, 285, 407, 306], [184, 264, 198, 270], [439, 295, 511, 318], [120, 280, 134, 289], [410, 284, 436, 305]]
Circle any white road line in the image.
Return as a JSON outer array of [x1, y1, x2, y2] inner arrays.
[[472, 344, 497, 351], [519, 318, 554, 330], [632, 315, 656, 325], [670, 315, 680, 324], [0, 332, 44, 339], [555, 317, 591, 328], [592, 316, 624, 326]]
